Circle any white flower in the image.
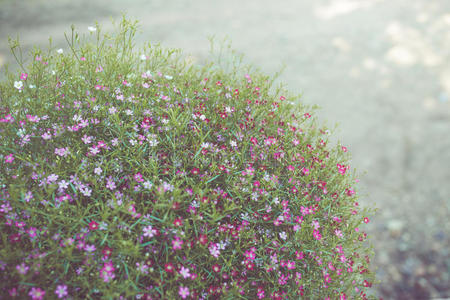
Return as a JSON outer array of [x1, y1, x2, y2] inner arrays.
[[57, 48, 64, 54], [73, 114, 82, 122], [47, 174, 59, 183], [140, 54, 147, 61], [142, 181, 153, 190], [164, 75, 173, 80], [88, 26, 96, 32], [58, 180, 69, 190], [99, 222, 108, 230], [17, 128, 26, 137], [89, 146, 100, 155], [218, 240, 227, 250], [230, 140, 237, 147], [209, 243, 220, 258], [148, 139, 159, 147], [29, 84, 36, 89], [81, 135, 92, 144], [129, 139, 137, 146], [108, 107, 117, 114], [125, 109, 133, 116], [143, 225, 155, 238], [14, 81, 23, 90], [279, 231, 287, 240], [80, 186, 92, 197], [201, 142, 210, 149], [94, 167, 102, 175]]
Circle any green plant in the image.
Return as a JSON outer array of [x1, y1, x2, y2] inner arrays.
[[0, 17, 376, 299]]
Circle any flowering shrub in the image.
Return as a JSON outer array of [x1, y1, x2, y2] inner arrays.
[[0, 18, 376, 299]]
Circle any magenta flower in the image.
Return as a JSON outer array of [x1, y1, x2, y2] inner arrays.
[[27, 227, 38, 238], [89, 221, 99, 230], [337, 163, 349, 175], [134, 172, 144, 183], [100, 261, 116, 283], [5, 153, 14, 163], [313, 229, 322, 241]]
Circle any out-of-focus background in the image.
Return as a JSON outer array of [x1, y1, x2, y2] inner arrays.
[[1, 0, 449, 298]]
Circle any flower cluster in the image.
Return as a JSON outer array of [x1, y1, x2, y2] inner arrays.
[[0, 18, 376, 299]]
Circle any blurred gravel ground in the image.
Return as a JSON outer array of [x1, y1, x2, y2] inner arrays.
[[1, 0, 449, 299]]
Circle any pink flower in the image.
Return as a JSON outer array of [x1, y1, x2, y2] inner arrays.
[[84, 244, 96, 253], [27, 227, 38, 238], [8, 287, 19, 297], [313, 229, 322, 240], [20, 72, 28, 80], [16, 262, 29, 275], [55, 147, 69, 157], [286, 260, 296, 270], [29, 287, 45, 300], [179, 266, 190, 278], [5, 153, 14, 163], [257, 287, 265, 299], [100, 261, 116, 282], [143, 225, 157, 238], [172, 236, 183, 250], [337, 163, 349, 175], [134, 172, 144, 183], [54, 284, 68, 299], [278, 273, 288, 285], [179, 286, 190, 299], [102, 261, 115, 273]]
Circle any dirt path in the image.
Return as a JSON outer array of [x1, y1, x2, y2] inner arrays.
[[1, 0, 449, 298]]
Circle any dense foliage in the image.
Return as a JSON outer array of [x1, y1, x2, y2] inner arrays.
[[0, 18, 376, 299]]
